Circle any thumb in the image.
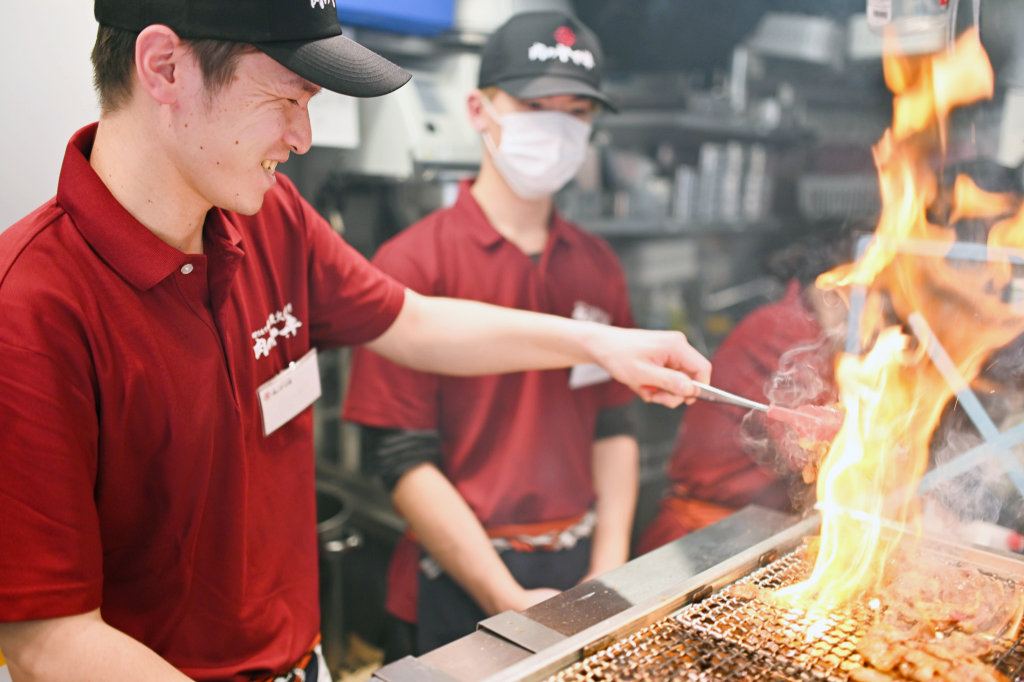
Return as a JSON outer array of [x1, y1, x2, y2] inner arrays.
[[637, 364, 697, 401]]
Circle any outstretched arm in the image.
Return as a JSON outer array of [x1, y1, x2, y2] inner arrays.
[[366, 291, 711, 408]]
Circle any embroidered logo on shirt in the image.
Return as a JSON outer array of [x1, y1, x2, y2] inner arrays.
[[252, 304, 303, 359], [571, 301, 612, 325], [310, 0, 335, 8]]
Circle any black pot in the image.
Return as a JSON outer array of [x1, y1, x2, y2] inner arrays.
[[316, 482, 361, 674]]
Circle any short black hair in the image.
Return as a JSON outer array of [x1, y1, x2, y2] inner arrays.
[[91, 24, 258, 114], [767, 222, 867, 287]]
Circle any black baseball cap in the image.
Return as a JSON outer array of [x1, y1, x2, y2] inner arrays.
[[94, 0, 411, 98], [478, 12, 615, 112]]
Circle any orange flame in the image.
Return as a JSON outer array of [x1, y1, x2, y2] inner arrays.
[[780, 29, 1024, 611]]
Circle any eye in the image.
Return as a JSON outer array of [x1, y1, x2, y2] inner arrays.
[[287, 98, 299, 106]]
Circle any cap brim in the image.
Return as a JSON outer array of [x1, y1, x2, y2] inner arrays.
[[497, 75, 617, 113], [255, 34, 411, 98]]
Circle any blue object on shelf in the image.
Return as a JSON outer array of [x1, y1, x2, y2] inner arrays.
[[335, 0, 455, 36]]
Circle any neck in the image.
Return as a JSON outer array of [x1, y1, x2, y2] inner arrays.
[[470, 155, 552, 255], [90, 110, 211, 255]]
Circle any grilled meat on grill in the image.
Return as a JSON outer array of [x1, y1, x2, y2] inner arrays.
[[852, 565, 1022, 682]]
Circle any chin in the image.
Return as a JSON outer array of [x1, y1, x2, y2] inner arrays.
[[232, 196, 266, 216], [217, 188, 268, 216]]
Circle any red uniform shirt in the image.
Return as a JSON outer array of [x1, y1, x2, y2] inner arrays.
[[636, 280, 834, 555], [0, 125, 405, 681], [342, 181, 635, 620]]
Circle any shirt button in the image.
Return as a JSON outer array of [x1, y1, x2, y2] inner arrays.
[[180, 264, 194, 275]]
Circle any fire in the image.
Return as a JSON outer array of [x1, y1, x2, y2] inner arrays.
[[780, 29, 1024, 611]]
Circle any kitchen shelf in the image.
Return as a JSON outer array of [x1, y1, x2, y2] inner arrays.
[[594, 110, 813, 146], [580, 217, 783, 238]]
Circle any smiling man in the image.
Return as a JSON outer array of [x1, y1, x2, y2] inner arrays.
[[0, 3, 709, 682]]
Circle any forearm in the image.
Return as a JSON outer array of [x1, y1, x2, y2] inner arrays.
[[391, 463, 521, 616], [368, 291, 594, 376], [588, 435, 640, 579], [367, 290, 711, 409], [0, 609, 190, 682]]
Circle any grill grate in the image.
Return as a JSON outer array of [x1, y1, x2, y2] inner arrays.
[[549, 549, 1024, 682]]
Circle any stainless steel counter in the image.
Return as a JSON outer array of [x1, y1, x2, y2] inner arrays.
[[374, 505, 805, 682]]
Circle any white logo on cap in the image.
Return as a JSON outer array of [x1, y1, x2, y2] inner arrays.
[[311, 0, 336, 8], [527, 42, 595, 71]]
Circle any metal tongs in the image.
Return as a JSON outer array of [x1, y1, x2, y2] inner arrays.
[[692, 381, 844, 443], [692, 381, 770, 413]]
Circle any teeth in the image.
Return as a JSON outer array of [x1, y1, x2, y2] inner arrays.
[[262, 160, 278, 174]]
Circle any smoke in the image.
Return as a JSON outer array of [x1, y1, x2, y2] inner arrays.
[[926, 425, 1006, 525], [922, 388, 1024, 533], [739, 335, 838, 512]]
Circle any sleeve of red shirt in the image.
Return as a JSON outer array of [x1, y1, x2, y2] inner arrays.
[[286, 179, 406, 348], [0, 253, 104, 621], [341, 233, 441, 431]]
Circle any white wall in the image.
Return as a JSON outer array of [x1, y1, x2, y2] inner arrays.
[[0, 2, 100, 231]]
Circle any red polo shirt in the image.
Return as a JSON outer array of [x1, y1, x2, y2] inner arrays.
[[342, 180, 635, 621], [0, 124, 405, 681]]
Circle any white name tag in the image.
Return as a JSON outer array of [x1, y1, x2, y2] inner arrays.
[[569, 363, 613, 389], [569, 300, 614, 390], [257, 348, 322, 436]]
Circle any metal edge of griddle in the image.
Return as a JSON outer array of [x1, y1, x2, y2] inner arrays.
[[478, 611, 570, 653], [374, 655, 464, 682], [475, 513, 823, 682], [884, 527, 1024, 577]]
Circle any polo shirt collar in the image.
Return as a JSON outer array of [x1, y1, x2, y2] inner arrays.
[[455, 179, 581, 250], [56, 123, 242, 291]]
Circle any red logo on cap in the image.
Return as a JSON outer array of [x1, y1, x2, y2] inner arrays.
[[554, 26, 576, 47]]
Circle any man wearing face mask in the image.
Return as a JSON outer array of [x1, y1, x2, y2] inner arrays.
[[343, 12, 639, 657]]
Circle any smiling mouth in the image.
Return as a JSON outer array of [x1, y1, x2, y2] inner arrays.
[[261, 160, 278, 174]]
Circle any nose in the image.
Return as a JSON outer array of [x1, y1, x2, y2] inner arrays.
[[284, 106, 313, 155]]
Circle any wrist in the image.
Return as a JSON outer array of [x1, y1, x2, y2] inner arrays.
[[588, 553, 627, 579], [485, 581, 526, 615], [571, 319, 608, 366], [589, 536, 630, 575]]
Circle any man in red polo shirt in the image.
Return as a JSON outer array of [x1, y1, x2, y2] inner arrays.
[[342, 13, 641, 655], [0, 2, 710, 681]]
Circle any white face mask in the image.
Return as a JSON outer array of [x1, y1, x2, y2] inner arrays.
[[481, 97, 593, 201]]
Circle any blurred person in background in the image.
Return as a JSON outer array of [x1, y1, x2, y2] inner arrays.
[[635, 224, 856, 555], [343, 12, 643, 658]]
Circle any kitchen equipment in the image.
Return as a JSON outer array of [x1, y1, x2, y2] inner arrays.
[[745, 13, 845, 69], [798, 173, 882, 221], [335, 0, 455, 36], [372, 507, 1024, 682], [340, 53, 483, 178], [316, 482, 362, 674], [866, 0, 950, 35], [862, 0, 979, 56]]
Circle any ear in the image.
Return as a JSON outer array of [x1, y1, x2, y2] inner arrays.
[[466, 89, 489, 133], [135, 25, 186, 106]]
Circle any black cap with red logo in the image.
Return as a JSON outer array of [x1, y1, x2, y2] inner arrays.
[[94, 0, 411, 98], [478, 11, 615, 111]]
